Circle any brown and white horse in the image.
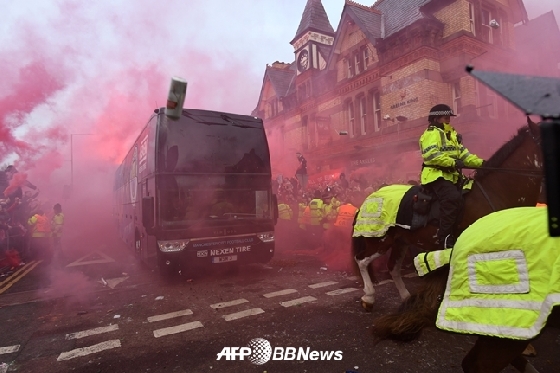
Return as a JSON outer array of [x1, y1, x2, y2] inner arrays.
[[351, 118, 543, 310]]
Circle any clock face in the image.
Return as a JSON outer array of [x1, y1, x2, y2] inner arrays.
[[297, 50, 309, 72]]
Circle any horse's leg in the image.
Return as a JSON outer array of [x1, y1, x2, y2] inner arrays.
[[462, 335, 530, 373], [355, 251, 381, 311], [387, 238, 410, 300]]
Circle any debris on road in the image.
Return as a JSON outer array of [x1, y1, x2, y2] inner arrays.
[[100, 278, 108, 286], [155, 296, 164, 301]]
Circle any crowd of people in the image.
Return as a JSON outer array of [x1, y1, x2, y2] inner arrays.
[[0, 166, 64, 272]]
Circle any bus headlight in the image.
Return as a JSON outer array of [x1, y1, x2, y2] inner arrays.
[[257, 231, 275, 243], [158, 240, 190, 252]]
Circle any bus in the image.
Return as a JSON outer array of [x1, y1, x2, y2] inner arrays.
[[113, 108, 277, 277]]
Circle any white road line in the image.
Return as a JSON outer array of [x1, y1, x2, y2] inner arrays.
[[57, 339, 121, 361], [223, 308, 264, 321], [148, 309, 193, 323], [153, 321, 203, 338], [404, 272, 418, 278], [280, 296, 317, 307], [346, 276, 360, 281], [326, 288, 359, 296], [210, 298, 248, 309], [263, 289, 298, 298], [377, 279, 394, 285], [0, 345, 20, 354], [308, 281, 338, 289], [65, 324, 119, 340]]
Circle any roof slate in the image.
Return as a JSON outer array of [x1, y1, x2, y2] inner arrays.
[[294, 0, 335, 41], [346, 4, 383, 41], [266, 64, 297, 97], [374, 0, 432, 38]]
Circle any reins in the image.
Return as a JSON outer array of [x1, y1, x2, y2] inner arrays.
[[462, 166, 542, 178]]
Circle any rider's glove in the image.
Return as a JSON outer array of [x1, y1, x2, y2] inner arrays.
[[454, 159, 465, 170]]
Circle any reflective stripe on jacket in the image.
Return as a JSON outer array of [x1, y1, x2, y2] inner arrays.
[[436, 207, 560, 340], [278, 204, 293, 220], [414, 249, 452, 276], [420, 123, 483, 185], [28, 214, 51, 237], [309, 199, 324, 226], [352, 185, 411, 237]]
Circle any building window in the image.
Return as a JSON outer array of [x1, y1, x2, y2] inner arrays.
[[359, 96, 367, 135], [469, 3, 476, 36], [302, 115, 309, 150], [476, 81, 497, 118], [372, 91, 381, 131], [268, 99, 278, 118], [354, 53, 362, 75], [347, 59, 354, 78], [481, 8, 494, 44], [347, 101, 355, 137], [362, 47, 370, 70], [452, 82, 462, 116]]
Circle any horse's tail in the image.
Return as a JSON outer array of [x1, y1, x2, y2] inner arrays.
[[371, 266, 449, 341]]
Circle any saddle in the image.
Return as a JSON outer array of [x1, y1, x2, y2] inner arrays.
[[396, 184, 471, 230]]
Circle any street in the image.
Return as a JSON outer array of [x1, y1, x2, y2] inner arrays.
[[0, 227, 559, 373]]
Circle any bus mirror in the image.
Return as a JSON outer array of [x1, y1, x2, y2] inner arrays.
[[142, 197, 155, 233]]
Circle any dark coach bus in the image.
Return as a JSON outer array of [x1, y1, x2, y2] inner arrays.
[[113, 108, 277, 277]]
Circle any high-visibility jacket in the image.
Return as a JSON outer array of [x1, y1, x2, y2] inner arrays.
[[52, 212, 65, 237], [414, 248, 452, 276], [436, 207, 560, 340], [278, 204, 293, 220], [308, 198, 324, 226], [420, 123, 483, 185], [322, 203, 338, 229], [28, 214, 51, 237], [334, 203, 358, 228], [298, 203, 310, 229], [353, 185, 411, 237]]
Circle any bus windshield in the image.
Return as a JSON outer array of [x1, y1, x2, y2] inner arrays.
[[157, 110, 271, 174], [158, 174, 272, 225]]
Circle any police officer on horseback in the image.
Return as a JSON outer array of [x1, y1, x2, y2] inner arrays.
[[419, 104, 485, 249]]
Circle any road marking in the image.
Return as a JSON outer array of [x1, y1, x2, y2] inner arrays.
[[346, 276, 360, 281], [280, 296, 317, 307], [308, 281, 338, 289], [65, 324, 119, 340], [210, 298, 248, 309], [263, 289, 298, 298], [0, 345, 20, 354], [0, 262, 34, 287], [153, 321, 203, 338], [66, 251, 115, 267], [57, 339, 121, 361], [404, 272, 418, 278], [0, 261, 42, 295], [223, 308, 264, 321], [326, 288, 359, 296], [377, 279, 394, 285], [148, 309, 193, 323]]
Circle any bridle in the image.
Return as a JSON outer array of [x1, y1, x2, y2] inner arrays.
[[465, 124, 543, 211]]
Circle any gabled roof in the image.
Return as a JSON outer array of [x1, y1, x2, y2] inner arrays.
[[292, 0, 335, 44], [515, 11, 560, 52], [253, 63, 296, 114], [373, 0, 432, 38]]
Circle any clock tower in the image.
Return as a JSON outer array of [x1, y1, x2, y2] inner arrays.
[[291, 0, 335, 76]]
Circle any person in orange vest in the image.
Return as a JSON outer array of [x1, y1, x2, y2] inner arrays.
[[28, 209, 51, 262]]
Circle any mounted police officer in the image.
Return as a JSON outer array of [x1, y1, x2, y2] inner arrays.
[[419, 104, 484, 249]]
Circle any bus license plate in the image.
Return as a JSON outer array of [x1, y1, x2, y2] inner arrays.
[[212, 255, 238, 264]]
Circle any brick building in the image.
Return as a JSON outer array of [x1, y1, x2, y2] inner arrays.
[[253, 0, 552, 186]]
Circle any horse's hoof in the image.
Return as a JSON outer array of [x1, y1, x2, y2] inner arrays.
[[522, 343, 537, 357], [361, 300, 373, 312]]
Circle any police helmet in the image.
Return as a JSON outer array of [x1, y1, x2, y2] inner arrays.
[[428, 104, 456, 123]]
